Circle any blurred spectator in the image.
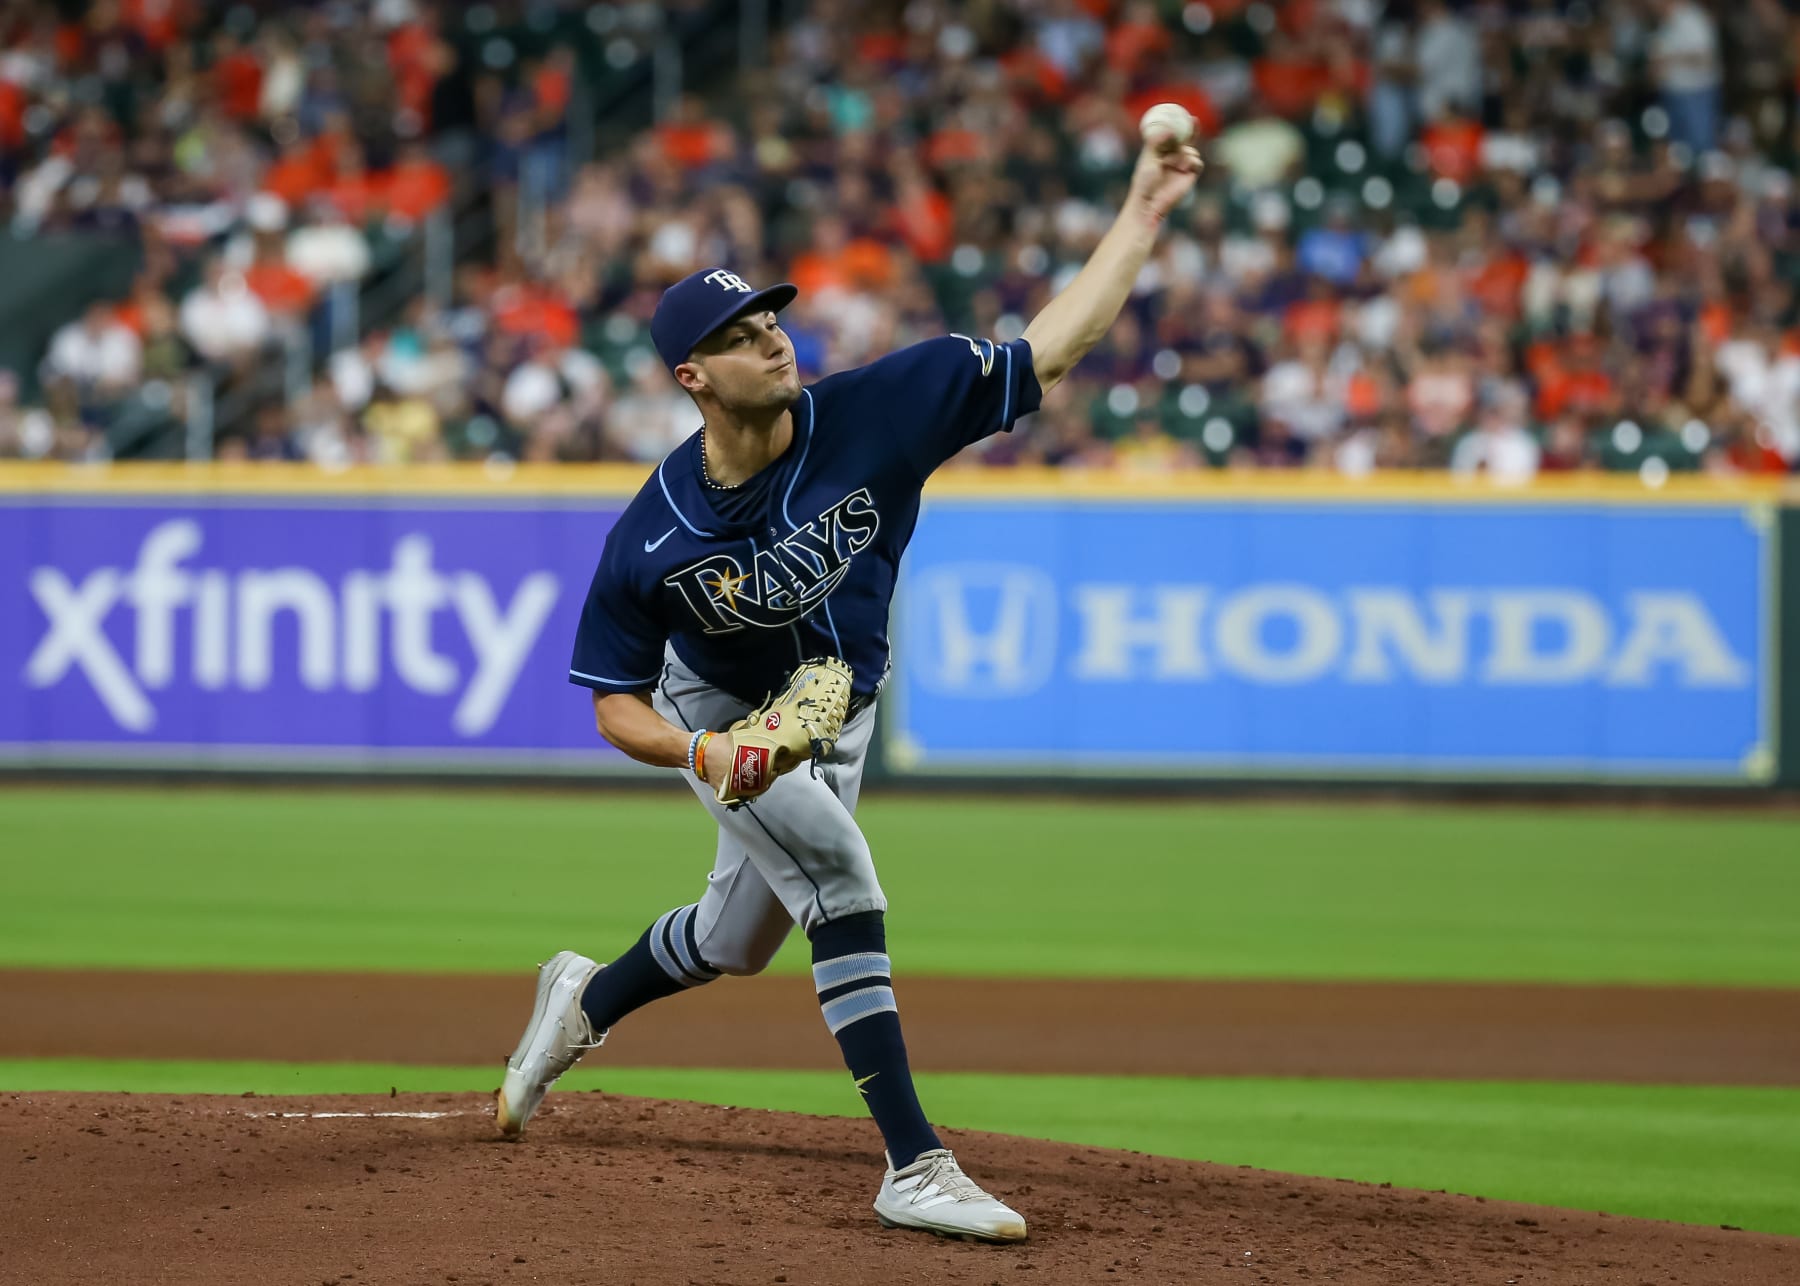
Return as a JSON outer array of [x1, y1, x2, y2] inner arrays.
[[1534, 335, 1618, 423], [657, 92, 734, 173], [287, 205, 373, 286], [291, 375, 360, 465], [1113, 407, 1199, 474], [258, 29, 307, 123], [44, 302, 142, 402], [1297, 199, 1369, 288], [1450, 387, 1542, 484], [385, 142, 452, 223], [243, 231, 318, 321], [180, 258, 272, 365], [1421, 105, 1484, 184], [1713, 319, 1800, 460], [501, 337, 604, 435], [1406, 340, 1476, 443], [0, 370, 56, 459], [363, 382, 442, 463], [1035, 0, 1105, 79], [1262, 338, 1351, 449], [1213, 96, 1304, 190], [242, 402, 304, 462], [1367, 8, 1415, 161], [1648, 0, 1722, 155], [1415, 0, 1481, 124], [120, 281, 190, 384], [608, 359, 697, 462]]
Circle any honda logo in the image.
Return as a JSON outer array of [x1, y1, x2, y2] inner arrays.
[[904, 564, 1057, 698]]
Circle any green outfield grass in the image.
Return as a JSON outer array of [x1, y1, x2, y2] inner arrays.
[[5, 1058, 1795, 1237], [3, 787, 1797, 983]]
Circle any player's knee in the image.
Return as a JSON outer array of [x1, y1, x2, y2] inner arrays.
[[692, 920, 787, 977], [699, 942, 779, 977], [797, 891, 888, 941]]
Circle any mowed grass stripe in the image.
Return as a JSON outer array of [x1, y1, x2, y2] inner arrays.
[[3, 1058, 1796, 1238], [2, 788, 1797, 983]]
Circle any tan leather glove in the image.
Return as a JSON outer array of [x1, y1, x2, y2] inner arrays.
[[714, 657, 854, 806]]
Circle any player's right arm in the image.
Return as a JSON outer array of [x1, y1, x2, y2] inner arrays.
[[1021, 127, 1202, 393], [590, 690, 733, 791], [569, 522, 734, 793], [824, 129, 1196, 478]]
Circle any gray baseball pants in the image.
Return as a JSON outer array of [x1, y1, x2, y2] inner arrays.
[[651, 646, 885, 975]]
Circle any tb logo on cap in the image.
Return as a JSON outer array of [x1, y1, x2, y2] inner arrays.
[[704, 269, 754, 294]]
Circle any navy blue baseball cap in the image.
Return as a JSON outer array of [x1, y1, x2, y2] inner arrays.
[[650, 267, 798, 372]]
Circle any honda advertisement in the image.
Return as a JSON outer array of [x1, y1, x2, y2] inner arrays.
[[888, 499, 1775, 781], [0, 496, 634, 770]]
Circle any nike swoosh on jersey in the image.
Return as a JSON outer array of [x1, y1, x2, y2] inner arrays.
[[644, 527, 678, 552]]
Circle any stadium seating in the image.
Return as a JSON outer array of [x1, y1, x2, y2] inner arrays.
[[0, 0, 1793, 479]]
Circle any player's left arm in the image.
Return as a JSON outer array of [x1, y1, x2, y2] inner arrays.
[[1020, 127, 1203, 393]]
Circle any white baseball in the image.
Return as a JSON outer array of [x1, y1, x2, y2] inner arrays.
[[1138, 102, 1195, 146]]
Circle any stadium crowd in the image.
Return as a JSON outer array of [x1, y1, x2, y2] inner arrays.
[[2, 0, 1797, 480]]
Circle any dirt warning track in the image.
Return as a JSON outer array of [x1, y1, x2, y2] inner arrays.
[[4, 969, 1798, 1084]]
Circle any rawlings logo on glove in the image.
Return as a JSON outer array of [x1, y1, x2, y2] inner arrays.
[[729, 744, 770, 796], [715, 657, 853, 807]]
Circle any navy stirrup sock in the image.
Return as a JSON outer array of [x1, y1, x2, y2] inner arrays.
[[579, 904, 720, 1033], [810, 910, 941, 1170]]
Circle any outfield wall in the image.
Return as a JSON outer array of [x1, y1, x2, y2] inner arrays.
[[2, 465, 1794, 788]]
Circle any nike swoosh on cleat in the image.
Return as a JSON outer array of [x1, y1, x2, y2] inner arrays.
[[644, 527, 678, 552]]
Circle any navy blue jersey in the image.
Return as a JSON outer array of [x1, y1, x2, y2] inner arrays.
[[570, 336, 1042, 704]]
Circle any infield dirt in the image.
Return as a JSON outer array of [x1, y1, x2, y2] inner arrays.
[[5, 1091, 1797, 1286]]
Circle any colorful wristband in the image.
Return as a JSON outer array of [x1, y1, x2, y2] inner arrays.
[[693, 731, 713, 781], [686, 729, 705, 775]]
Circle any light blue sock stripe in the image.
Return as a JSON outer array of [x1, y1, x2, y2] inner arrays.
[[669, 905, 719, 981], [668, 906, 698, 976], [821, 985, 898, 1035], [811, 952, 892, 992], [646, 909, 689, 985]]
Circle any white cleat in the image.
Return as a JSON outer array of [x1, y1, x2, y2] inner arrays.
[[495, 950, 605, 1138], [873, 1148, 1028, 1243]]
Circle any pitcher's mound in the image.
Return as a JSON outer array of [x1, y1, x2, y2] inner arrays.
[[2, 1091, 1792, 1285]]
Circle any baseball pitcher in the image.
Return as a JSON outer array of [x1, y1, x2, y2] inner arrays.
[[497, 121, 1203, 1242]]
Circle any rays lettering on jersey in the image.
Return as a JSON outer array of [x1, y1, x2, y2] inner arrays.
[[665, 489, 880, 633]]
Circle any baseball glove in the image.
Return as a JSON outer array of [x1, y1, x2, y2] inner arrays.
[[715, 656, 854, 806]]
